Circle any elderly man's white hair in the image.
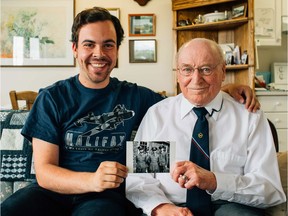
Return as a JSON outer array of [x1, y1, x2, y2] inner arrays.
[[175, 38, 225, 64]]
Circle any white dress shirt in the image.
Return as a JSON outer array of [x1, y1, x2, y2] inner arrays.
[[126, 91, 286, 215]]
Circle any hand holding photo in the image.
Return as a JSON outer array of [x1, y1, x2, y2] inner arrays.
[[126, 141, 175, 173]]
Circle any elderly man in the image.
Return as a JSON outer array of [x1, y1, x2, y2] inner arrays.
[[127, 38, 286, 216]]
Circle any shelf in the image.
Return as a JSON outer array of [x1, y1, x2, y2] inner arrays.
[[172, 0, 255, 93], [172, 0, 239, 10], [174, 18, 249, 31], [226, 64, 249, 70]]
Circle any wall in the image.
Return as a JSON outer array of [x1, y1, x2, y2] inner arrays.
[[256, 34, 288, 72], [0, 0, 174, 107]]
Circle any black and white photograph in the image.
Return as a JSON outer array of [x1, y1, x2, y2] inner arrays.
[[126, 141, 175, 173]]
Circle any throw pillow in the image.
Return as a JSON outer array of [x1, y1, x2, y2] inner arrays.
[[0, 110, 35, 181]]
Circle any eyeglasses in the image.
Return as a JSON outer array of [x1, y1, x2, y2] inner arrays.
[[177, 63, 221, 77]]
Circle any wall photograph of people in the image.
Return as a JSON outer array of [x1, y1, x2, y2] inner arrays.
[[126, 141, 175, 173]]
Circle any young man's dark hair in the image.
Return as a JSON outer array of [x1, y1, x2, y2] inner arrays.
[[71, 7, 124, 48]]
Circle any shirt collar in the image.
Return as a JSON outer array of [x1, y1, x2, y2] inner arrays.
[[180, 91, 223, 120]]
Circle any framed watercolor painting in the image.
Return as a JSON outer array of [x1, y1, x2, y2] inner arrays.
[[128, 14, 156, 36], [129, 39, 157, 63], [0, 0, 75, 67]]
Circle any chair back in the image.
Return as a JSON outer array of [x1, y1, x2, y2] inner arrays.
[[9, 90, 38, 110], [157, 91, 167, 97], [268, 119, 279, 152]]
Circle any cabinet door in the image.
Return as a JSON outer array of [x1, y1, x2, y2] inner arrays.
[[254, 0, 282, 46], [257, 95, 287, 112]]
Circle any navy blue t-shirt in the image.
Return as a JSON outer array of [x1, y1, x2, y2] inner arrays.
[[21, 75, 163, 194]]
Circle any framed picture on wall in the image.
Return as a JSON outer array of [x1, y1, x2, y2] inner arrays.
[[129, 39, 157, 63], [107, 8, 120, 68], [0, 0, 75, 67], [107, 8, 120, 19], [128, 14, 156, 36]]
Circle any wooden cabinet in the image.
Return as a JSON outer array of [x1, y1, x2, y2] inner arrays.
[[256, 91, 288, 152], [254, 0, 282, 46], [172, 0, 255, 94]]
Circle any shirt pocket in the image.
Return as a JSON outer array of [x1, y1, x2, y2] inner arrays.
[[211, 150, 246, 174]]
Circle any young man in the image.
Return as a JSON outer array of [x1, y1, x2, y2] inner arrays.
[[2, 8, 260, 216], [126, 38, 286, 216]]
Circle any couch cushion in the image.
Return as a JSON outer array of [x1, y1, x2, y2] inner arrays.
[[0, 181, 13, 203], [0, 110, 35, 181], [265, 151, 287, 215]]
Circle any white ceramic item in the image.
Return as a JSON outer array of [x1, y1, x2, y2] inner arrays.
[[203, 11, 225, 23]]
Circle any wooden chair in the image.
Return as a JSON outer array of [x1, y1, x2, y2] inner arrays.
[[157, 91, 167, 97], [268, 119, 279, 152], [9, 90, 38, 110]]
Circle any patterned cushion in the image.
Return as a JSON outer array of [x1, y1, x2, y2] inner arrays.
[[0, 110, 35, 181]]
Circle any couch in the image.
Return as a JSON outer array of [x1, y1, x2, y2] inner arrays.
[[0, 110, 35, 202], [0, 109, 287, 215]]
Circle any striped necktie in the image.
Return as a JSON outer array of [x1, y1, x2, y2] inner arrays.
[[186, 107, 212, 216]]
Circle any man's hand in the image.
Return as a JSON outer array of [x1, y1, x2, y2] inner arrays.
[[222, 83, 260, 112], [151, 203, 193, 216], [91, 161, 128, 192], [171, 161, 216, 192]]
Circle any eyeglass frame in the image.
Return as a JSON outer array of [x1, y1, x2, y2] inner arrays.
[[177, 63, 222, 77]]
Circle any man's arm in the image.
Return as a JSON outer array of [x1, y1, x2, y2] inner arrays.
[[171, 112, 286, 208], [33, 138, 127, 194], [126, 173, 178, 216], [221, 84, 260, 112], [126, 111, 178, 215]]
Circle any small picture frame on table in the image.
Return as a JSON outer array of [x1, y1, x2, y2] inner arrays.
[[232, 3, 247, 19], [225, 51, 233, 65], [241, 51, 248, 64], [128, 14, 156, 36], [129, 39, 157, 63]]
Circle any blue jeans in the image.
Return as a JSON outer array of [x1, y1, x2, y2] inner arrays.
[[177, 200, 264, 216], [213, 200, 265, 216], [1, 183, 142, 216]]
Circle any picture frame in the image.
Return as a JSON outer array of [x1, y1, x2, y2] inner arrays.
[[0, 0, 75, 67], [128, 14, 156, 36], [107, 8, 120, 19], [107, 8, 120, 68], [225, 51, 233, 65], [232, 3, 247, 19], [129, 39, 157, 63], [241, 51, 248, 64], [126, 141, 176, 174]]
